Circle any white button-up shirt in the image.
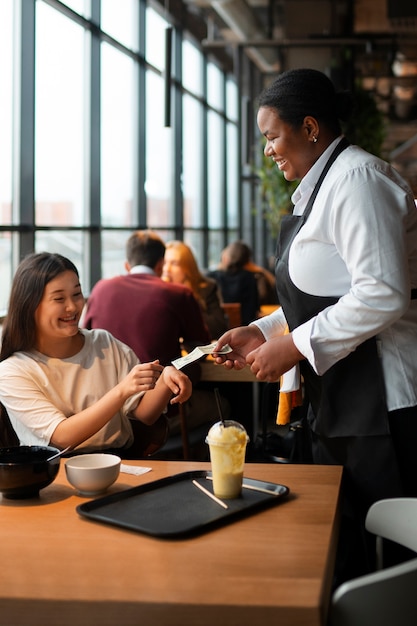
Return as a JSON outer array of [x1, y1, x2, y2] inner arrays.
[[254, 138, 417, 411]]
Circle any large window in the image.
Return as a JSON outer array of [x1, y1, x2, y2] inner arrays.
[[0, 0, 14, 311], [183, 94, 203, 228], [101, 0, 139, 51], [226, 78, 239, 230], [182, 39, 204, 97], [0, 0, 243, 311], [145, 70, 174, 228], [35, 3, 85, 229], [207, 109, 224, 229], [60, 0, 87, 15], [101, 43, 137, 227]]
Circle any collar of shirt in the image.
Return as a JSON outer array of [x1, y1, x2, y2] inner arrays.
[[129, 265, 156, 275], [291, 136, 342, 216]]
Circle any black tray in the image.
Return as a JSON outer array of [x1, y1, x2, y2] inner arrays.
[[76, 470, 290, 538]]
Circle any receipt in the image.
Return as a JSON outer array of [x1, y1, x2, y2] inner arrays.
[[120, 464, 152, 476], [172, 342, 232, 370]]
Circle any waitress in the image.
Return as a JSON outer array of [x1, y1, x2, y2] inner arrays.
[[214, 68, 417, 584]]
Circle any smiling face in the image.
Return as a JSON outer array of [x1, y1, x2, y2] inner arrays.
[[34, 270, 85, 353], [257, 106, 319, 181]]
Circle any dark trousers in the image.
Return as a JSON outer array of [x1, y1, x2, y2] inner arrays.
[[388, 405, 417, 498]]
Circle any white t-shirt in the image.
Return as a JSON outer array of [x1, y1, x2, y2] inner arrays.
[[0, 329, 144, 450], [254, 139, 417, 412]]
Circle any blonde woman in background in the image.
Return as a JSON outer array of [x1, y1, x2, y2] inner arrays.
[[162, 240, 231, 439], [163, 240, 228, 340]]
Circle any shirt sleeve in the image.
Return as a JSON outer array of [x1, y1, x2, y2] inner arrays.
[[292, 164, 414, 375], [251, 306, 287, 338], [0, 359, 67, 446]]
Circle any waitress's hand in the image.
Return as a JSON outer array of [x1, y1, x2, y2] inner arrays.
[[246, 334, 304, 382], [212, 325, 265, 370]]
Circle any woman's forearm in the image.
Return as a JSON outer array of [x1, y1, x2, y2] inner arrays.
[[133, 365, 192, 423], [49, 363, 190, 449], [132, 378, 172, 424], [49, 383, 129, 449]]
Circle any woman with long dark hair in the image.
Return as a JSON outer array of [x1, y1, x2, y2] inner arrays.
[[0, 252, 191, 453], [163, 240, 228, 340]]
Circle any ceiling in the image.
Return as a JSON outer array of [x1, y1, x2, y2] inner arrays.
[[178, 0, 417, 192], [183, 0, 416, 72]]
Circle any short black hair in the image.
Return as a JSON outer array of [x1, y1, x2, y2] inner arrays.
[[126, 230, 166, 268], [258, 68, 353, 135]]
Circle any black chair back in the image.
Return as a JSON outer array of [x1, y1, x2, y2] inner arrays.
[[0, 403, 20, 447]]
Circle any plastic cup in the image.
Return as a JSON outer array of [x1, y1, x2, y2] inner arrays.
[[205, 420, 249, 499]]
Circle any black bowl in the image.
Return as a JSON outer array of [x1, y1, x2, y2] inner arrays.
[[0, 446, 61, 499]]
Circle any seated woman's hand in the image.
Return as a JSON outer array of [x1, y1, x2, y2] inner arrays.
[[162, 365, 192, 404], [124, 360, 164, 396]]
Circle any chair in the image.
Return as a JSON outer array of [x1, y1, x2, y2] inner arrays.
[[124, 414, 169, 458], [365, 498, 417, 567], [152, 403, 191, 459], [152, 403, 211, 461], [330, 498, 417, 626], [221, 302, 242, 328], [0, 403, 19, 447]]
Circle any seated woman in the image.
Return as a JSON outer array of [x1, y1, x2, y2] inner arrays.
[[0, 252, 192, 454], [163, 240, 228, 340]]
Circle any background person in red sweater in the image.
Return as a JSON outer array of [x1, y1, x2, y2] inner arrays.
[[83, 230, 229, 450]]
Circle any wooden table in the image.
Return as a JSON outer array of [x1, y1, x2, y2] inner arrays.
[[200, 359, 258, 384], [0, 460, 342, 626]]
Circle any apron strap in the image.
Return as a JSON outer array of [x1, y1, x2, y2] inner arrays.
[[302, 136, 350, 224]]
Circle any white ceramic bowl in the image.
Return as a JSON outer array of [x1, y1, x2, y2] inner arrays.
[[65, 453, 121, 496]]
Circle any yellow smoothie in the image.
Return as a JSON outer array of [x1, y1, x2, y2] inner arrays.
[[206, 421, 249, 499]]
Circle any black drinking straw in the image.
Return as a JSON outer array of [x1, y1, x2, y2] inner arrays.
[[214, 387, 226, 425]]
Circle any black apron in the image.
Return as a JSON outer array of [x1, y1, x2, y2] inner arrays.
[[275, 138, 403, 515], [275, 137, 390, 439]]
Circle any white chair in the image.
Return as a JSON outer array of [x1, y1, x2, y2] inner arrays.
[[330, 498, 417, 626], [366, 498, 417, 568]]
